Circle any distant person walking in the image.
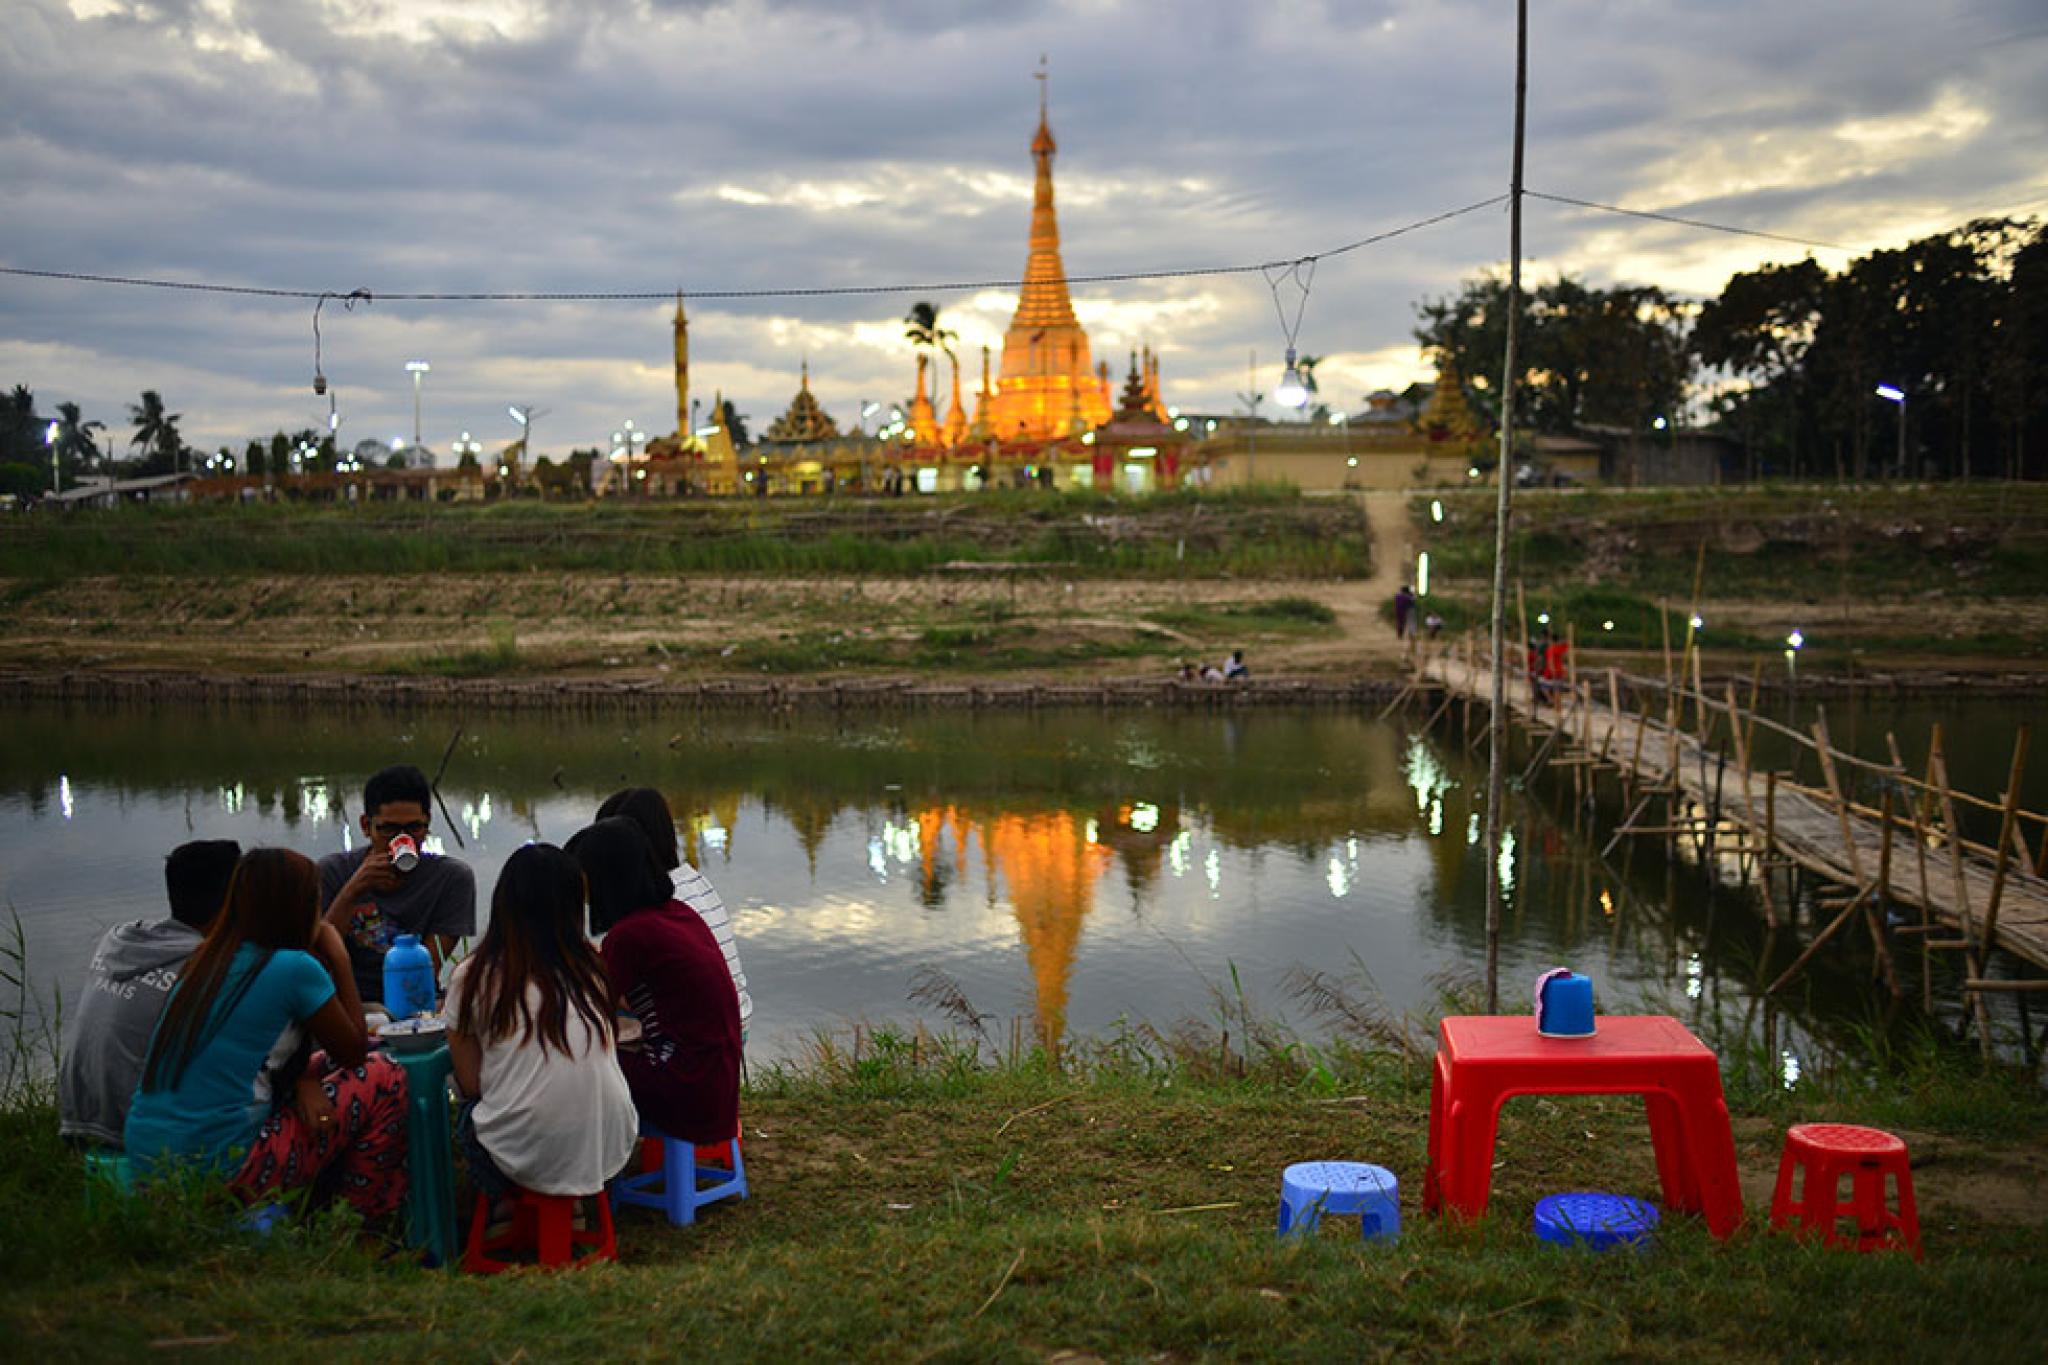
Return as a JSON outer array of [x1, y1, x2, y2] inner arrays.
[[1393, 584, 1417, 640]]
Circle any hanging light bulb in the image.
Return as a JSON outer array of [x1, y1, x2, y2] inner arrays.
[[1274, 347, 1309, 408]]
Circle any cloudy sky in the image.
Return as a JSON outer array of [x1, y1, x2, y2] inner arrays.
[[4, 0, 2044, 460]]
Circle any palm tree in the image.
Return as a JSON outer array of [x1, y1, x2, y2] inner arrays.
[[903, 300, 958, 371], [54, 402, 105, 477], [128, 390, 184, 473]]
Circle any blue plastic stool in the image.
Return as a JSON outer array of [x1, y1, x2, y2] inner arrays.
[[1533, 1192, 1659, 1251], [612, 1126, 748, 1226], [1277, 1162, 1399, 1242]]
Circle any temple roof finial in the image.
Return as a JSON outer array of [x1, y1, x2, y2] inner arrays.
[[1032, 55, 1055, 156]]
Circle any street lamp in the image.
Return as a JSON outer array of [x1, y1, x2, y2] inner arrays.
[[452, 431, 482, 466], [609, 419, 647, 495], [45, 420, 60, 495], [1875, 384, 1906, 478], [405, 360, 430, 451], [508, 404, 546, 468]]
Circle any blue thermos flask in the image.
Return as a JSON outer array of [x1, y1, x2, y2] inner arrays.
[[382, 934, 437, 1019]]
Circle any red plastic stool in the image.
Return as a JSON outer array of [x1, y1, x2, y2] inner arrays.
[[462, 1186, 617, 1273], [1769, 1123, 1921, 1258]]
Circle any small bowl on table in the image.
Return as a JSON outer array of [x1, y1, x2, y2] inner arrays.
[[375, 1016, 449, 1055]]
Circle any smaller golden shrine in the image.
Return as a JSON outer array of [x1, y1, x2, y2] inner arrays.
[[762, 362, 840, 442], [1419, 358, 1487, 447]]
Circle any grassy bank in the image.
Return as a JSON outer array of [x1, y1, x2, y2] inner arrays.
[[1415, 484, 2048, 662], [0, 488, 1371, 581], [5, 1010, 2046, 1361]]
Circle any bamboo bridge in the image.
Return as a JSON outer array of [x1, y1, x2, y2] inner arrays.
[[1408, 632, 2048, 1040]]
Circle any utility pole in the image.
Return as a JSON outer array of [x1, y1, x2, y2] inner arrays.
[[1481, 0, 1528, 1014]]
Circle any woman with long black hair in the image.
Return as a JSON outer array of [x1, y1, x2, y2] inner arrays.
[[443, 843, 637, 1200], [568, 818, 741, 1148], [125, 848, 409, 1220]]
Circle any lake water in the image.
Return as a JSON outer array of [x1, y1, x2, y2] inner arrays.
[[2, 697, 2036, 1073]]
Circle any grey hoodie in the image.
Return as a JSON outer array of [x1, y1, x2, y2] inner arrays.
[[58, 918, 202, 1148]]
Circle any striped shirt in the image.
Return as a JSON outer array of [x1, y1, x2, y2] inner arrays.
[[672, 861, 751, 1030]]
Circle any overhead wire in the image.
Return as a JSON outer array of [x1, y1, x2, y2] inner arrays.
[[0, 195, 1511, 305], [0, 188, 1958, 313], [1525, 190, 1853, 252]]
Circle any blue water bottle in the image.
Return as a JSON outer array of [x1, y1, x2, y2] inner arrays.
[[382, 934, 437, 1019]]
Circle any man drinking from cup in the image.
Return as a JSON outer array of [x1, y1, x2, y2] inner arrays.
[[318, 763, 476, 1013]]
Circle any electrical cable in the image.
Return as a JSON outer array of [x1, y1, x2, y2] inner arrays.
[[1525, 189, 1852, 252], [0, 195, 1509, 304]]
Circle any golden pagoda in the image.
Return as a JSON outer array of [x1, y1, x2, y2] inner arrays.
[[987, 74, 1110, 442], [1419, 357, 1486, 447], [763, 361, 841, 442], [967, 346, 995, 442], [943, 353, 968, 447], [907, 354, 940, 446]]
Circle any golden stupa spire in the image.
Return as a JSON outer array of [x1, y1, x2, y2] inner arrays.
[[944, 350, 967, 447], [908, 353, 939, 446], [989, 59, 1110, 441], [969, 345, 995, 441], [672, 293, 689, 439]]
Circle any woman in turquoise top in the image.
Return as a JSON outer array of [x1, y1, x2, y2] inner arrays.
[[126, 849, 411, 1221]]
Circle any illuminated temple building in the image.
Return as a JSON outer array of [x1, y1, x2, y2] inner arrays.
[[985, 87, 1112, 442]]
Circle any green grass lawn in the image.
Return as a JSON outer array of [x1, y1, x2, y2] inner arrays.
[[5, 1024, 2045, 1362], [0, 487, 1372, 581]]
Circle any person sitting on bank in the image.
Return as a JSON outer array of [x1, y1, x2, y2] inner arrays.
[[596, 787, 753, 1044], [125, 849, 409, 1221], [444, 844, 637, 1209], [568, 818, 742, 1149], [1223, 648, 1250, 680], [318, 764, 476, 1012], [59, 839, 241, 1149]]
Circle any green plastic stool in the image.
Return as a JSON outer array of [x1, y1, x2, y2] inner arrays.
[[391, 1044, 459, 1268], [83, 1149, 134, 1209]]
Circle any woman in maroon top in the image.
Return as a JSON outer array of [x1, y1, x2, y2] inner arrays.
[[567, 818, 741, 1145]]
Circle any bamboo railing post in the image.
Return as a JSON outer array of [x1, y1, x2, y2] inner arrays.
[[1767, 881, 1875, 996], [1658, 599, 1675, 733], [1762, 768, 1782, 929], [1603, 669, 1621, 765], [1930, 726, 1996, 1056], [1811, 709, 1867, 887], [1977, 725, 2032, 975], [1874, 789, 1901, 999]]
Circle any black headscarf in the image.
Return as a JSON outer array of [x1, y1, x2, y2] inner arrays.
[[566, 817, 672, 935]]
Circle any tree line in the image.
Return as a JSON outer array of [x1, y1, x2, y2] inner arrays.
[[1413, 215, 2047, 480]]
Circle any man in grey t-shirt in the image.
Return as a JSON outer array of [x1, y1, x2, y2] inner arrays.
[[316, 764, 475, 1008], [59, 839, 240, 1148]]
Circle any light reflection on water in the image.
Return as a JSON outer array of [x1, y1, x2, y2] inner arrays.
[[0, 699, 2000, 1075]]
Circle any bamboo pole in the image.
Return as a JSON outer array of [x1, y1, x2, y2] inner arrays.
[[1767, 881, 1875, 995], [1874, 790, 1901, 998], [1977, 725, 2031, 971], [1930, 727, 1996, 1057], [1602, 669, 1621, 764], [1810, 710, 1867, 887]]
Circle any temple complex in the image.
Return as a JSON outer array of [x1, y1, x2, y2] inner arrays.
[[986, 81, 1112, 441]]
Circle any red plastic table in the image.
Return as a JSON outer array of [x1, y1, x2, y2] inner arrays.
[[1423, 1015, 1744, 1239]]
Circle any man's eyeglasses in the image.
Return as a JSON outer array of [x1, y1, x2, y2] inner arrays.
[[372, 820, 430, 838]]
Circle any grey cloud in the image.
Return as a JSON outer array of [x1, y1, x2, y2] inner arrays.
[[2, 0, 2042, 451]]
